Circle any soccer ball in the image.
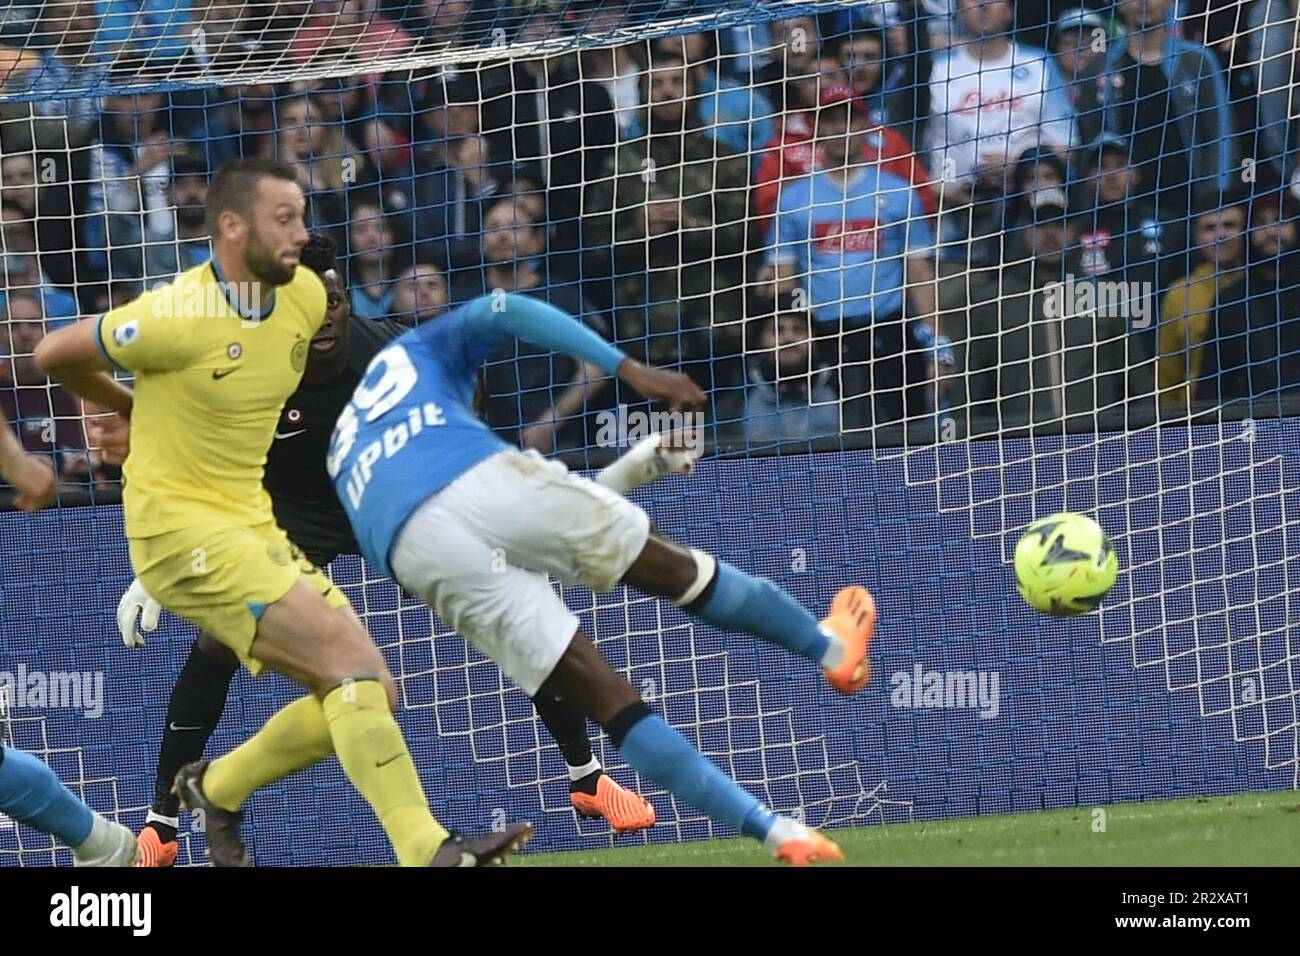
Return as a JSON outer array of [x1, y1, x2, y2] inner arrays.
[[1013, 512, 1118, 616]]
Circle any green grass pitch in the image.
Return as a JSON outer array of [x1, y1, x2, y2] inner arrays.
[[516, 791, 1300, 866]]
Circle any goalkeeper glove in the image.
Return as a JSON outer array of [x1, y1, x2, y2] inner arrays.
[[116, 577, 161, 649]]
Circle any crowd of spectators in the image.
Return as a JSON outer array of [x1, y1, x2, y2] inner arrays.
[[1, 0, 1299, 490]]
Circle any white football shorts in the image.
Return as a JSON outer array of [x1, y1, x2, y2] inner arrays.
[[389, 448, 651, 696]]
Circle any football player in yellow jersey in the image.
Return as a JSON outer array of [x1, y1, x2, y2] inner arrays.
[[36, 157, 532, 866]]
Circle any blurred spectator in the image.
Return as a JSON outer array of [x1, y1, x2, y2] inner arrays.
[[0, 292, 92, 483], [1244, 190, 1300, 399], [754, 86, 939, 241], [1100, 0, 1235, 219], [346, 192, 398, 320], [649, 31, 777, 170], [735, 304, 840, 445], [826, 17, 930, 147], [86, 278, 144, 316], [80, 78, 175, 280], [964, 188, 1128, 433], [1243, 0, 1300, 200], [477, 19, 617, 262], [1197, 0, 1300, 195], [95, 0, 201, 62], [927, 0, 1075, 199], [1049, 7, 1108, 147], [1158, 191, 1251, 412], [1073, 134, 1189, 402], [407, 0, 494, 49], [754, 15, 823, 112], [749, 48, 850, 235], [455, 197, 612, 454], [764, 92, 938, 429], [388, 259, 449, 327], [570, 2, 645, 139], [291, 0, 413, 67], [719, 19, 775, 81], [1004, 145, 1068, 229], [829, 3, 935, 147], [0, 205, 78, 326], [188, 0, 259, 69], [273, 94, 377, 234], [143, 151, 211, 280], [403, 71, 513, 271], [0, 151, 77, 291], [164, 1, 268, 164], [230, 82, 279, 159], [927, 0, 1076, 267], [28, 1, 106, 125], [582, 47, 751, 379]]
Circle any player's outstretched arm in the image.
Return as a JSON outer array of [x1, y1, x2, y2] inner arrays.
[[0, 408, 56, 511], [463, 293, 705, 412], [35, 318, 135, 417]]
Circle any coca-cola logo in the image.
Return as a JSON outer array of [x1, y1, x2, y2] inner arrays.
[[955, 90, 1027, 113], [814, 218, 881, 254]]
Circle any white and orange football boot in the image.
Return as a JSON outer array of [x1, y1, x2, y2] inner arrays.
[[820, 585, 877, 694], [771, 820, 845, 866]]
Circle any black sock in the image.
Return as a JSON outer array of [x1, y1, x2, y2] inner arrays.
[[681, 563, 720, 614], [151, 636, 238, 822], [530, 692, 595, 780]]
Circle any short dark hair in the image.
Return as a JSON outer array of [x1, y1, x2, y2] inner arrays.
[[204, 157, 300, 234], [648, 46, 689, 71], [834, 27, 886, 61], [1192, 186, 1249, 222], [299, 232, 340, 277], [172, 151, 209, 179], [746, 295, 814, 349], [1013, 147, 1068, 191], [486, 195, 538, 227]]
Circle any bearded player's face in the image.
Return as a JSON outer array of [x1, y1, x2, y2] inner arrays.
[[243, 176, 309, 286]]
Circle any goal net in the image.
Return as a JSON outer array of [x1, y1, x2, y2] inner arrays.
[[1, 0, 1297, 864]]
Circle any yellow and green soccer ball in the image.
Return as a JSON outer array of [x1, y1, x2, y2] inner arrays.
[[1014, 512, 1118, 616]]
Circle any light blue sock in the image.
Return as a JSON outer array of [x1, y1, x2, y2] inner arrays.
[[0, 746, 95, 848], [618, 714, 776, 841], [688, 561, 832, 665]]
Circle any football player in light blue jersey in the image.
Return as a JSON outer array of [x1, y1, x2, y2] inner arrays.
[[329, 292, 881, 864]]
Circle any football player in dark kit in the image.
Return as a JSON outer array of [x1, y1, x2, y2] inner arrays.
[[117, 234, 666, 866]]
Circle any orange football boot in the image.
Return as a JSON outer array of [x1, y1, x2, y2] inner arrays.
[[775, 829, 845, 866], [134, 827, 178, 868], [821, 585, 877, 694], [571, 774, 656, 833]]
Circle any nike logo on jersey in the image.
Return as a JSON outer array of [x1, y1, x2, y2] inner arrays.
[[274, 429, 308, 440], [211, 367, 240, 379], [169, 723, 204, 732], [375, 752, 405, 768]]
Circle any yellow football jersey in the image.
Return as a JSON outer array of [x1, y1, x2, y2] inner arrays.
[[98, 259, 327, 538]]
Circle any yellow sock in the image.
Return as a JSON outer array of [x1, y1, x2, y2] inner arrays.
[[203, 694, 335, 812], [322, 680, 449, 866]]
